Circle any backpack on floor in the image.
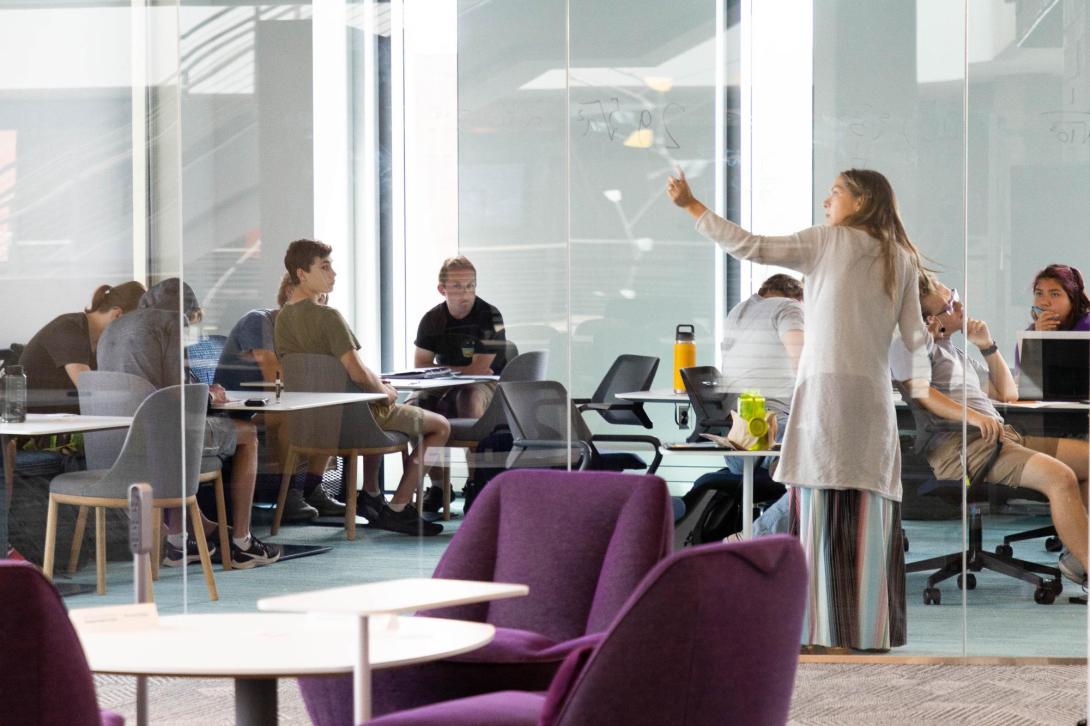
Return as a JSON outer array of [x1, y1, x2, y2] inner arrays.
[[463, 428, 514, 514]]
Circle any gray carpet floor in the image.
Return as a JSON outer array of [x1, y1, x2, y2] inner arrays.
[[93, 663, 1088, 725]]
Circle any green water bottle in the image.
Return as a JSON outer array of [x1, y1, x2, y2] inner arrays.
[[738, 391, 769, 451]]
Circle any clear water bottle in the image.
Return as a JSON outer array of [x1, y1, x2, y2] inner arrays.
[[2, 364, 27, 423]]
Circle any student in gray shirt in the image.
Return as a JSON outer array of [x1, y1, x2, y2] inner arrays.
[[890, 272, 1089, 585], [98, 279, 281, 569]]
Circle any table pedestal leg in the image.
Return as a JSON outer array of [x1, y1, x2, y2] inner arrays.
[[2, 435, 13, 557], [354, 614, 372, 723], [742, 458, 754, 540], [235, 678, 278, 726]]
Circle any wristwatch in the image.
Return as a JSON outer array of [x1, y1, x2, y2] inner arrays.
[[979, 340, 999, 357]]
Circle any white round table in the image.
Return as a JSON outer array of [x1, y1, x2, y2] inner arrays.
[[74, 612, 495, 725]]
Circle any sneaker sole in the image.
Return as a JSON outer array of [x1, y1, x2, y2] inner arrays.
[[231, 552, 283, 569]]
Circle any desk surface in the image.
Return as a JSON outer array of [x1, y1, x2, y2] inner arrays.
[[617, 388, 688, 404], [72, 611, 494, 678], [661, 444, 780, 457], [214, 391, 386, 412], [257, 577, 528, 616], [0, 413, 133, 437]]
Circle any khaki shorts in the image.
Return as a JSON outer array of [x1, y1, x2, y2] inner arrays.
[[370, 402, 428, 439], [204, 415, 239, 458], [405, 381, 497, 419], [927, 425, 1060, 486]]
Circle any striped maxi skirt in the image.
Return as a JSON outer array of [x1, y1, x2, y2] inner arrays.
[[789, 487, 906, 651]]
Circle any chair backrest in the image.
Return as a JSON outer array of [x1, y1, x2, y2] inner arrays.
[[455, 351, 550, 443], [543, 537, 807, 726], [104, 383, 208, 498], [78, 370, 157, 470], [0, 560, 111, 726], [497, 380, 593, 468], [590, 354, 659, 427], [425, 469, 673, 642], [680, 365, 732, 434], [281, 352, 404, 450], [186, 334, 227, 386]]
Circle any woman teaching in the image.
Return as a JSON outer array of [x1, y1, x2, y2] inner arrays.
[[667, 168, 929, 651]]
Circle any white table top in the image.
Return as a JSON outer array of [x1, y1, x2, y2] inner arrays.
[[214, 391, 386, 412], [616, 388, 688, 404], [386, 377, 492, 391], [660, 443, 781, 457], [257, 577, 529, 616], [71, 610, 494, 678], [0, 413, 133, 437]]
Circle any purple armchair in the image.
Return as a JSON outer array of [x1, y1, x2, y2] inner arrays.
[[0, 560, 123, 726], [300, 469, 673, 724], [366, 536, 807, 726]]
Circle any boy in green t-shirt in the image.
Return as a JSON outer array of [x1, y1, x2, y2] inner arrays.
[[275, 239, 451, 536]]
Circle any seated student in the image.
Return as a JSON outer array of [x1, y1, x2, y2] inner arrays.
[[215, 274, 344, 523], [411, 255, 506, 510], [693, 274, 804, 540], [275, 239, 451, 536], [97, 279, 281, 568], [20, 282, 145, 413], [891, 273, 1089, 585], [1026, 264, 1090, 332]]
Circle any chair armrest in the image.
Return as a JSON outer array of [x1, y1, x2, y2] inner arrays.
[[590, 434, 664, 474], [513, 439, 593, 470], [571, 397, 592, 405], [578, 402, 636, 412]]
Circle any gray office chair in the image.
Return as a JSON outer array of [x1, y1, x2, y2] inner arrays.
[[272, 353, 410, 540], [43, 384, 219, 601], [497, 380, 662, 473], [896, 381, 1062, 605], [436, 351, 548, 519], [573, 354, 660, 429], [679, 366, 733, 440], [75, 371, 233, 573]]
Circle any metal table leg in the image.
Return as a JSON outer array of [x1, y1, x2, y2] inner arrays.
[[235, 678, 278, 726]]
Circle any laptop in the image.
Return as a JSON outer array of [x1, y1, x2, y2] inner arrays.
[[1016, 331, 1090, 402]]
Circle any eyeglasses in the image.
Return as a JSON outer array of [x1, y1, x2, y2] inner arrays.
[[938, 287, 960, 316], [443, 282, 477, 293]]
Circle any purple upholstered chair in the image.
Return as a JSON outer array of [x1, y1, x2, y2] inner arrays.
[[300, 469, 673, 725], [365, 536, 807, 726], [0, 560, 124, 726]]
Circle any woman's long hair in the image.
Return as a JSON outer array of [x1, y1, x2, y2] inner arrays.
[[1033, 264, 1090, 329], [838, 169, 928, 298]]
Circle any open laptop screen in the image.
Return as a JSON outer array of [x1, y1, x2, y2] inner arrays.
[[1016, 331, 1090, 401]]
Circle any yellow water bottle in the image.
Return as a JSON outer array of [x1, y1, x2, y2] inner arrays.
[[672, 324, 696, 393]]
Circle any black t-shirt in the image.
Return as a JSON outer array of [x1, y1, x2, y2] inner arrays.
[[414, 297, 506, 372], [20, 312, 95, 413]]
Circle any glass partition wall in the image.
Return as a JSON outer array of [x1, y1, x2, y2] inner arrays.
[[1, 0, 1085, 665]]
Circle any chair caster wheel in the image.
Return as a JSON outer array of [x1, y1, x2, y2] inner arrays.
[[957, 573, 976, 590], [1045, 536, 1063, 553], [995, 544, 1013, 558], [924, 588, 941, 605], [1034, 587, 1056, 605]]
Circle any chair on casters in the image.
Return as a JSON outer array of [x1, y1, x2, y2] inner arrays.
[[498, 380, 662, 473], [680, 366, 733, 440], [997, 524, 1062, 557], [896, 381, 1062, 605], [43, 384, 219, 601], [271, 353, 409, 540], [573, 354, 660, 429], [75, 371, 233, 573], [439, 350, 548, 518]]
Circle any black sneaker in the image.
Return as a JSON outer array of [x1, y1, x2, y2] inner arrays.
[[306, 485, 346, 517], [230, 534, 282, 569], [163, 534, 217, 568], [422, 485, 444, 514], [376, 505, 443, 536], [359, 490, 386, 523]]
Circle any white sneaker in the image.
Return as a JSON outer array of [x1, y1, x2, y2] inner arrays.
[[1058, 550, 1086, 587]]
